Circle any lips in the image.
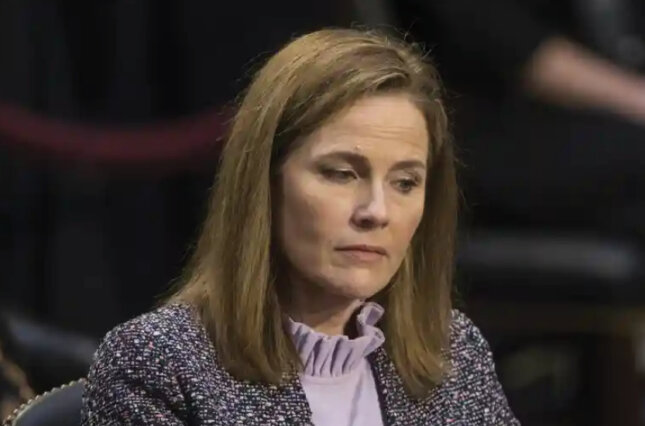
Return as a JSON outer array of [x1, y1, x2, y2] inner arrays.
[[336, 244, 387, 256]]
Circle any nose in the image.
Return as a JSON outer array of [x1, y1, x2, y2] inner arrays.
[[351, 181, 389, 229]]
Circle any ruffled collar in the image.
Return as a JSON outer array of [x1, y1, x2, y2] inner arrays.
[[286, 302, 385, 378]]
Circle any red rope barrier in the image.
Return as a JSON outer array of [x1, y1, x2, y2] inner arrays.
[[0, 102, 230, 171]]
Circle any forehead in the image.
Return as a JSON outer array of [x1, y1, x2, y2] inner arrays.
[[300, 94, 429, 161]]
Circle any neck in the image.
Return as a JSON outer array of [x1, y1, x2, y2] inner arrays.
[[285, 277, 363, 336]]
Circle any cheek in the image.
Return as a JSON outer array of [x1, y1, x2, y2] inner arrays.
[[391, 199, 425, 251], [278, 178, 349, 261], [281, 190, 323, 241]]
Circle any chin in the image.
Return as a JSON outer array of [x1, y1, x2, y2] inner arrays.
[[324, 272, 390, 300]]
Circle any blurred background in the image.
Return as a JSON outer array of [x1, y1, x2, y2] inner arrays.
[[1, 1, 645, 424]]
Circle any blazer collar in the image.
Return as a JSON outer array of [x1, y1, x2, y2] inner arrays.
[[368, 346, 443, 425]]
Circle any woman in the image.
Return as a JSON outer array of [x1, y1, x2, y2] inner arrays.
[[81, 28, 518, 425]]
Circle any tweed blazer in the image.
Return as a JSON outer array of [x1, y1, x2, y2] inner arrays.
[[81, 304, 519, 425]]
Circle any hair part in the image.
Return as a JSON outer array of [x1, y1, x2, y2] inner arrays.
[[170, 28, 458, 398]]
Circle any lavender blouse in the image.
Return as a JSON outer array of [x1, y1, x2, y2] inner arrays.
[[286, 302, 386, 426]]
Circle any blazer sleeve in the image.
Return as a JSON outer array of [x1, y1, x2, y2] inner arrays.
[[81, 323, 187, 425], [452, 311, 520, 425]]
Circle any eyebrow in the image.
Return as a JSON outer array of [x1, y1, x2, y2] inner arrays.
[[316, 150, 426, 172]]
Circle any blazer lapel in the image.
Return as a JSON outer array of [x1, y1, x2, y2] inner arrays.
[[369, 347, 444, 425], [232, 372, 312, 425], [275, 373, 313, 425]]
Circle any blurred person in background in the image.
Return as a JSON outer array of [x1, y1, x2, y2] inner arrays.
[[81, 29, 518, 425], [395, 0, 645, 237]]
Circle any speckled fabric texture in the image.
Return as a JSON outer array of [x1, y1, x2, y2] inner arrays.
[[81, 303, 519, 425]]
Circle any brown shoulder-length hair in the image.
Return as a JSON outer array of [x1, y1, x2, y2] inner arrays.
[[170, 28, 457, 398]]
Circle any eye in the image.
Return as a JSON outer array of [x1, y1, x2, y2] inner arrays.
[[393, 178, 420, 194], [321, 168, 357, 183]]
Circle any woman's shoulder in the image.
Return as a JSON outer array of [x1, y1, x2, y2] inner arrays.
[[442, 310, 519, 424], [83, 305, 220, 423], [91, 303, 211, 372], [447, 309, 499, 377], [102, 303, 202, 347], [448, 309, 494, 363], [449, 309, 489, 351]]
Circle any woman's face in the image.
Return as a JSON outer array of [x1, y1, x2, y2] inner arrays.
[[277, 93, 429, 301]]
